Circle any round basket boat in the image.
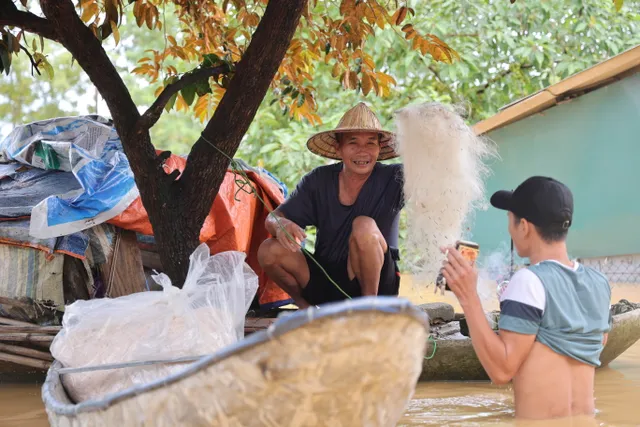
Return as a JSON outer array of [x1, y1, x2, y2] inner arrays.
[[42, 296, 429, 427]]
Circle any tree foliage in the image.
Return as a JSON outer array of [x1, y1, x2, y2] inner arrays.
[[0, 0, 460, 286], [0, 0, 636, 282]]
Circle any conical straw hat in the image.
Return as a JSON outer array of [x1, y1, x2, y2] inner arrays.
[[306, 103, 397, 161]]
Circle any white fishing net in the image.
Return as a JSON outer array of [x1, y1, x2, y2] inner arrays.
[[50, 243, 259, 403], [394, 102, 498, 288]]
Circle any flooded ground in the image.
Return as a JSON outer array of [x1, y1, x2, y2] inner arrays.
[[1, 281, 638, 426]]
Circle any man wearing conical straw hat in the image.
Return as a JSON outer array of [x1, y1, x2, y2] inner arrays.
[[258, 103, 403, 308]]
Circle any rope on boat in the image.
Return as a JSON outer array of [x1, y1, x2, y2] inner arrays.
[[424, 336, 437, 360], [55, 355, 208, 375]]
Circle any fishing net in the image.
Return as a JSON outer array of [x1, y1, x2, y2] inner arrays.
[[50, 243, 259, 403], [393, 102, 497, 290]]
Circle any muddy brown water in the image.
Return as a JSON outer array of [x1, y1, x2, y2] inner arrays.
[[1, 282, 638, 427]]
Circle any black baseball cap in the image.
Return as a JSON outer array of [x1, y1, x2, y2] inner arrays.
[[490, 176, 573, 230]]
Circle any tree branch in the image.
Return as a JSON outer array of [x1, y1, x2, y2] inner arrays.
[[0, 0, 59, 41], [19, 44, 41, 76], [476, 63, 533, 95], [180, 0, 308, 189], [137, 64, 230, 132]]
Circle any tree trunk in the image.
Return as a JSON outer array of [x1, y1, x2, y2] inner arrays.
[[149, 0, 308, 287]]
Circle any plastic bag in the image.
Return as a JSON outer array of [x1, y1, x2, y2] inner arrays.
[[50, 243, 259, 403]]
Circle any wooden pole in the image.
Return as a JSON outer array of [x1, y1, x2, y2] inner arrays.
[[0, 325, 61, 334], [0, 351, 51, 370], [0, 333, 55, 343], [0, 343, 53, 361], [0, 316, 40, 327]]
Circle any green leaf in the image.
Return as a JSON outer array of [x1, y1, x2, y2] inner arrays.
[[614, 0, 624, 12], [576, 21, 588, 32], [0, 46, 11, 76], [165, 92, 178, 112], [194, 80, 212, 96], [202, 54, 220, 67], [259, 143, 280, 154], [535, 51, 544, 68], [42, 60, 54, 79], [181, 84, 197, 106]]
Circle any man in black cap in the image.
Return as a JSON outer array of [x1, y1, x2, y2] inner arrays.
[[441, 176, 612, 420]]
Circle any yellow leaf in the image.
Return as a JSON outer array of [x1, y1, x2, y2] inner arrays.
[[168, 35, 177, 46], [331, 62, 341, 78], [154, 85, 164, 97], [145, 6, 154, 30], [135, 3, 145, 27], [342, 70, 350, 89], [412, 35, 421, 50], [349, 72, 358, 90], [371, 77, 381, 96], [361, 73, 372, 96], [80, 2, 99, 23], [339, 0, 356, 16], [176, 93, 188, 112], [396, 6, 408, 25], [110, 21, 120, 46]]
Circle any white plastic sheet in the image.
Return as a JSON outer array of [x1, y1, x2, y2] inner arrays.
[[50, 244, 259, 403]]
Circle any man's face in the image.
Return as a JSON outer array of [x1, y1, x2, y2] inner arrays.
[[336, 131, 380, 175], [508, 211, 531, 258]]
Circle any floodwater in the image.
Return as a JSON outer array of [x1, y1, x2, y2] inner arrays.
[[1, 282, 638, 427]]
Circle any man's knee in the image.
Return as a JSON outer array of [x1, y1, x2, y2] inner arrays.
[[350, 216, 385, 249], [257, 238, 285, 268]]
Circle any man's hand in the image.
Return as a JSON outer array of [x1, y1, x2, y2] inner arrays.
[[440, 245, 479, 306], [274, 217, 306, 252]]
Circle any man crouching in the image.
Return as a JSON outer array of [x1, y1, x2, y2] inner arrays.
[[258, 103, 404, 308]]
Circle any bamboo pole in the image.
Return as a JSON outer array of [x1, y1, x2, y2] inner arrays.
[[0, 316, 39, 327], [0, 333, 55, 343], [0, 351, 51, 370], [0, 343, 53, 361], [0, 325, 61, 334]]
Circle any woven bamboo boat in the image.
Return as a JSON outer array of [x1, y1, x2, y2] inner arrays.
[[419, 303, 640, 382], [42, 296, 429, 427]]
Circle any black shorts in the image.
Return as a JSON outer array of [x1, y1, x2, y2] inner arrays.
[[300, 248, 401, 306]]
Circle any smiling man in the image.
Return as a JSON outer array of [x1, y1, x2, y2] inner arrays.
[[257, 103, 404, 308]]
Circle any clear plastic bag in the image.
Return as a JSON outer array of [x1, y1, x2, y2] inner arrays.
[[50, 243, 259, 403]]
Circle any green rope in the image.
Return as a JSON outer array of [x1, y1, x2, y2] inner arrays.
[[199, 135, 352, 300], [424, 335, 437, 360]]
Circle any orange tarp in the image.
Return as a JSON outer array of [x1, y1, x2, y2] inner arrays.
[[107, 153, 292, 308]]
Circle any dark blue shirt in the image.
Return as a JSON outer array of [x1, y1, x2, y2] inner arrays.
[[278, 162, 404, 263]]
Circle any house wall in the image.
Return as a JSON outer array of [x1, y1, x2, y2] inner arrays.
[[470, 72, 640, 268]]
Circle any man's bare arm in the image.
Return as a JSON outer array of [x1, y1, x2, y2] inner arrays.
[[265, 208, 306, 252], [461, 296, 537, 384], [265, 208, 285, 237]]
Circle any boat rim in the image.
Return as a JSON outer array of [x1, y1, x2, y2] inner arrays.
[[42, 296, 429, 416]]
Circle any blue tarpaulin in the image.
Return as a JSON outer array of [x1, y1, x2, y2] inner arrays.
[[0, 116, 139, 239]]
